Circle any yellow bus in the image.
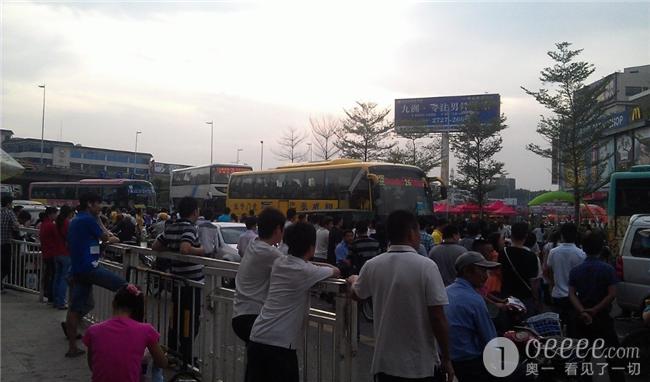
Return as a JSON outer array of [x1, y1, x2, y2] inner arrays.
[[226, 159, 446, 219]]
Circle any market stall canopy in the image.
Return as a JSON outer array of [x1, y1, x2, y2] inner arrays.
[[456, 203, 481, 213], [527, 191, 574, 206], [1, 149, 24, 181], [491, 205, 517, 216], [485, 200, 506, 212], [582, 204, 607, 219], [434, 203, 462, 214]]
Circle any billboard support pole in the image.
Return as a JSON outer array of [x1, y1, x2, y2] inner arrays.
[[440, 132, 450, 198]]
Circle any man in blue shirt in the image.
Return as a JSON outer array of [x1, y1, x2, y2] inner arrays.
[[445, 251, 500, 382], [64, 193, 126, 358], [569, 231, 624, 382], [217, 207, 232, 222], [335, 229, 354, 276]]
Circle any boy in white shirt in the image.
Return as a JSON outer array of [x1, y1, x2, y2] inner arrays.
[[246, 222, 340, 382]]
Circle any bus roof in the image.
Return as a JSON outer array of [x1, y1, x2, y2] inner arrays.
[[30, 179, 152, 186], [610, 165, 650, 181], [171, 163, 253, 173], [230, 159, 425, 176]]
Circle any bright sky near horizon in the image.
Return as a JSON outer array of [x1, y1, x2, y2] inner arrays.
[[2, 1, 649, 190]]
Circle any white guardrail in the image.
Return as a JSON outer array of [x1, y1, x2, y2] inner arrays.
[[4, 228, 358, 382]]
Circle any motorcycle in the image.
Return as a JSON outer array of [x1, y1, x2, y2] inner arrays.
[[504, 310, 583, 382]]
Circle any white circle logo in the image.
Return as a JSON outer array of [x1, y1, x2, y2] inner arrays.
[[483, 337, 519, 377]]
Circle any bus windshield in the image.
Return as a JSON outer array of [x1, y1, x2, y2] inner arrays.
[[614, 178, 650, 216], [124, 182, 156, 207], [370, 166, 433, 217]]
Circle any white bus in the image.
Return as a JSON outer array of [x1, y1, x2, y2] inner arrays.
[[170, 164, 252, 212]]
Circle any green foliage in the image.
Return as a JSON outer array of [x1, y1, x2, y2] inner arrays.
[[273, 127, 307, 163], [450, 101, 507, 216], [387, 132, 441, 175], [335, 102, 396, 161], [522, 42, 611, 220]]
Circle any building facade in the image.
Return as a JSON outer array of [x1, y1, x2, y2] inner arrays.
[[554, 65, 650, 195], [1, 131, 152, 179]]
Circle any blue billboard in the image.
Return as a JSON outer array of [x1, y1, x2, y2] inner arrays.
[[394, 94, 500, 133]]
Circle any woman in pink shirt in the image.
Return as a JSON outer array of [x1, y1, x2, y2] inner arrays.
[[83, 284, 167, 382]]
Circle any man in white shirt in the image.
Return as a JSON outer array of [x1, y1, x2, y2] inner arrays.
[[237, 216, 258, 258], [546, 222, 585, 336], [314, 216, 333, 262], [232, 208, 285, 343], [196, 209, 219, 257], [246, 222, 340, 382], [349, 210, 454, 382]]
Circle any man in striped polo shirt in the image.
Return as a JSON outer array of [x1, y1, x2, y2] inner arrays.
[[348, 220, 381, 275], [153, 196, 204, 364]]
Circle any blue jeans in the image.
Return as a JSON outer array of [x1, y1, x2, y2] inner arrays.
[[70, 266, 127, 316], [53, 256, 71, 308]]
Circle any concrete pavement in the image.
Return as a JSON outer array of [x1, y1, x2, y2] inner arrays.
[[1, 290, 91, 382]]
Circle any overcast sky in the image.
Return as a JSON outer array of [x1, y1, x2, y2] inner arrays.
[[2, 0, 649, 190]]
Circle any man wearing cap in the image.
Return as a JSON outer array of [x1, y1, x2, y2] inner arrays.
[[445, 251, 500, 382]]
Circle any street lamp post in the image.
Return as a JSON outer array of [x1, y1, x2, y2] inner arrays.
[[260, 140, 264, 170], [134, 131, 142, 176], [307, 143, 313, 162], [38, 84, 46, 165], [205, 121, 214, 165], [236, 148, 243, 164]]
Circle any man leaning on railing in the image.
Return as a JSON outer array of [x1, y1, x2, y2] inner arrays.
[[1, 195, 20, 292], [64, 192, 127, 358], [152, 196, 204, 365]]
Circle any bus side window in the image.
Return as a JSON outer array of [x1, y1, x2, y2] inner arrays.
[[241, 175, 254, 199], [254, 174, 270, 199], [230, 176, 242, 199], [304, 171, 325, 200], [63, 185, 77, 200], [284, 172, 305, 200]]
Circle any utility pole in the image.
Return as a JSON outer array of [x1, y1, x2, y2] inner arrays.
[[134, 131, 142, 175], [205, 121, 214, 164], [260, 140, 264, 170], [38, 84, 46, 165]]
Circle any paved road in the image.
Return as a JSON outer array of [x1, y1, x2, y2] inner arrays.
[[1, 289, 646, 382], [1, 290, 91, 382]]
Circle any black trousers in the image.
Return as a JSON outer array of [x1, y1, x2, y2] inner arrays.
[[232, 314, 257, 343], [453, 357, 494, 382], [245, 341, 298, 382], [553, 297, 576, 337], [168, 286, 201, 365], [374, 373, 440, 382], [42, 257, 55, 301], [575, 313, 625, 382], [1, 243, 11, 284]]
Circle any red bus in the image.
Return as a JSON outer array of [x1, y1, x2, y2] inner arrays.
[[29, 179, 156, 209]]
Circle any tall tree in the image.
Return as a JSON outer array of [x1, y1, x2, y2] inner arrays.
[[451, 102, 508, 218], [387, 132, 441, 175], [310, 115, 340, 160], [273, 127, 307, 163], [522, 42, 611, 220], [335, 101, 396, 161]]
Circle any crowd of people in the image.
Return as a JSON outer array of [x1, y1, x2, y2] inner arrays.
[[2, 193, 650, 382]]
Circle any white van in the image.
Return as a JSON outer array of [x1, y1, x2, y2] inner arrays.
[[616, 214, 650, 313], [12, 200, 47, 225]]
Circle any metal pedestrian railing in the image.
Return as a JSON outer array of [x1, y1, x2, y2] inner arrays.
[[4, 228, 359, 382], [5, 228, 45, 301]]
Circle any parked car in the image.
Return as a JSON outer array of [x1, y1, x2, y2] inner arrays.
[[212, 222, 247, 262], [13, 200, 47, 225], [616, 214, 650, 313]]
